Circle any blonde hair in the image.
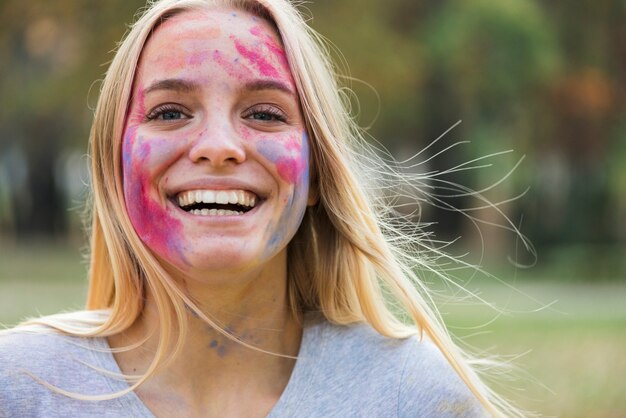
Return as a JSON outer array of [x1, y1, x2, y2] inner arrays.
[[25, 0, 523, 415]]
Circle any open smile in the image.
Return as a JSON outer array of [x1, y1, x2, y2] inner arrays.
[[175, 189, 259, 216]]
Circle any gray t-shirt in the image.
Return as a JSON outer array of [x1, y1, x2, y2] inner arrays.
[[0, 315, 487, 417]]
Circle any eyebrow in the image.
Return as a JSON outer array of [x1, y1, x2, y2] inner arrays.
[[242, 79, 296, 97], [143, 78, 296, 97], [143, 78, 199, 95]]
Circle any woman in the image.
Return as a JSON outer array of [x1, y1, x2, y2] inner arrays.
[[0, 0, 521, 416]]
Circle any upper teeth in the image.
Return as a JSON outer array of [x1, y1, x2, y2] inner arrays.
[[177, 190, 257, 208]]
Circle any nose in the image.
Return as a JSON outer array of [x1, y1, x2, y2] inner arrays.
[[188, 124, 246, 167]]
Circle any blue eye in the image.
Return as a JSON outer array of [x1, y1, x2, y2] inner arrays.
[[244, 105, 287, 123], [146, 104, 190, 122], [161, 111, 182, 120], [251, 112, 278, 121]]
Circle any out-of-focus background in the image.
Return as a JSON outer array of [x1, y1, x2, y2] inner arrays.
[[0, 1, 624, 416]]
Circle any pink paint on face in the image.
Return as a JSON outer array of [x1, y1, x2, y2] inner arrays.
[[188, 50, 211, 66], [276, 159, 305, 184], [249, 25, 290, 71], [277, 137, 306, 184], [212, 50, 254, 80], [256, 134, 306, 184], [122, 119, 187, 265], [120, 8, 311, 278], [127, 91, 146, 127], [232, 37, 280, 79]]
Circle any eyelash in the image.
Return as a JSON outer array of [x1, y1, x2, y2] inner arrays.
[[144, 104, 288, 123], [145, 104, 190, 121], [243, 105, 287, 123]]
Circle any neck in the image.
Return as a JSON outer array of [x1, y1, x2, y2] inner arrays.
[[108, 250, 303, 415]]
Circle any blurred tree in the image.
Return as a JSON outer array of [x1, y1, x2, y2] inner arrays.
[[307, 0, 425, 146], [418, 0, 561, 259], [0, 0, 624, 277], [0, 0, 145, 239]]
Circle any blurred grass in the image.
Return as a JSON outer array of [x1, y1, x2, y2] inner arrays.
[[0, 242, 624, 417], [0, 241, 88, 325]]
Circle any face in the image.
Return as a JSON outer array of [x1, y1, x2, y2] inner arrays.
[[122, 8, 312, 279]]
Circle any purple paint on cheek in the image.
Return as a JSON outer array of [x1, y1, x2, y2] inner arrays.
[[232, 37, 280, 79], [122, 128, 186, 264], [265, 132, 310, 251], [256, 136, 306, 184]]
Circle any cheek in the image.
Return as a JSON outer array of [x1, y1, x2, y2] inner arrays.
[[258, 132, 311, 252], [255, 133, 308, 185], [122, 128, 188, 264]]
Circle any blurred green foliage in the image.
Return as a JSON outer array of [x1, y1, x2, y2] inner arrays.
[[0, 0, 624, 278]]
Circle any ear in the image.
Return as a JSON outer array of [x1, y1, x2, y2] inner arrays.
[[307, 183, 319, 206], [306, 160, 319, 206], [305, 130, 319, 206]]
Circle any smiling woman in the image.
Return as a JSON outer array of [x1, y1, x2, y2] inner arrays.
[[1, 1, 521, 417]]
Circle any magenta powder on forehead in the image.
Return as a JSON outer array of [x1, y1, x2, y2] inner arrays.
[[232, 38, 280, 79], [188, 50, 211, 66], [249, 26, 290, 71], [212, 50, 253, 80]]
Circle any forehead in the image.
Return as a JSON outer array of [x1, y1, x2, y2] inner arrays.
[[136, 7, 290, 86]]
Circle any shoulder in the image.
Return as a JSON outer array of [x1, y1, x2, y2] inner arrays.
[[0, 310, 110, 370], [0, 325, 119, 415], [307, 316, 453, 383], [0, 326, 77, 369], [298, 316, 487, 417], [397, 335, 489, 417], [0, 326, 103, 388], [0, 325, 97, 364]]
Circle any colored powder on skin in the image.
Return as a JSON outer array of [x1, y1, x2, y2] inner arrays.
[[152, 52, 188, 74], [188, 50, 211, 66], [122, 130, 186, 265], [256, 137, 305, 184], [212, 50, 253, 80], [127, 90, 146, 127], [249, 26, 263, 37], [206, 27, 221, 39], [249, 26, 290, 72], [232, 37, 280, 79], [122, 127, 138, 165], [264, 132, 310, 254], [276, 159, 305, 184]]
